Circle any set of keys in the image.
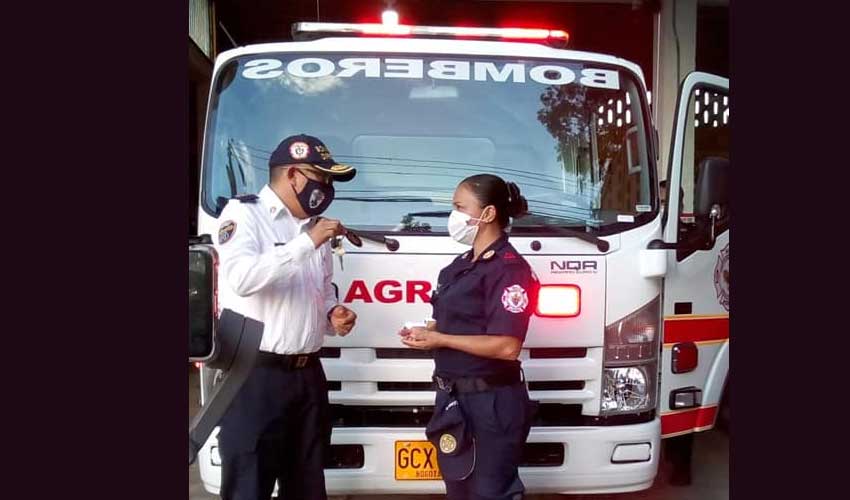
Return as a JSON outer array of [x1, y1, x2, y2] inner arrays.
[[328, 223, 400, 271], [331, 236, 346, 271]]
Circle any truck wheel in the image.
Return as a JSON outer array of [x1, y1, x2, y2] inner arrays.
[[717, 381, 730, 433], [662, 433, 694, 486]]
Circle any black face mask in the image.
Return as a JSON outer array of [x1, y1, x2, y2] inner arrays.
[[291, 169, 335, 217]]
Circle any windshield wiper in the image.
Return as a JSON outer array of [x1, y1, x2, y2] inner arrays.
[[526, 224, 610, 252], [404, 210, 451, 218], [335, 197, 435, 203], [407, 209, 610, 251], [517, 211, 610, 251]]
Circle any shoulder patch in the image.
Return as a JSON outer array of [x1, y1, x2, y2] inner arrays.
[[233, 194, 258, 203], [218, 220, 237, 244], [501, 284, 529, 313]]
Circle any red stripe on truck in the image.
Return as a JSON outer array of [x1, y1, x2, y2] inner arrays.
[[663, 316, 729, 344], [661, 406, 718, 437]]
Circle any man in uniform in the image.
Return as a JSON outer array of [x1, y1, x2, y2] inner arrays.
[[214, 134, 358, 500]]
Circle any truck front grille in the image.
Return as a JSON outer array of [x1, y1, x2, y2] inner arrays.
[[529, 348, 587, 358], [372, 381, 586, 392], [325, 444, 364, 469], [521, 443, 565, 467], [528, 381, 585, 391], [377, 381, 435, 391], [322, 443, 561, 469], [375, 348, 433, 359], [330, 404, 653, 427]]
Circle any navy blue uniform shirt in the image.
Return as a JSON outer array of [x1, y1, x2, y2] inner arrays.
[[431, 233, 539, 378]]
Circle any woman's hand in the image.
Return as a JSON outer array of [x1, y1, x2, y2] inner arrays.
[[399, 326, 444, 350]]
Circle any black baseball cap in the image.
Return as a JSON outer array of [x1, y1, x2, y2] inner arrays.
[[425, 397, 475, 481], [268, 134, 357, 182]]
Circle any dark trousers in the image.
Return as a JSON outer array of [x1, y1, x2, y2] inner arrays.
[[439, 382, 533, 500], [217, 360, 331, 500]]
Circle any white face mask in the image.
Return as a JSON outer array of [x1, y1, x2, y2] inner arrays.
[[448, 209, 483, 246]]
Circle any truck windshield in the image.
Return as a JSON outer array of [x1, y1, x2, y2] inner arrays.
[[202, 53, 656, 234]]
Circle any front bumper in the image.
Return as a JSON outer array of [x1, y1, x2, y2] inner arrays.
[[199, 417, 660, 495]]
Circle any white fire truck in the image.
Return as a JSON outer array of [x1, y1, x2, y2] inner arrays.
[[194, 19, 729, 496]]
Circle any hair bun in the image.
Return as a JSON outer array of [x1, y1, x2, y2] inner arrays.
[[505, 181, 528, 218]]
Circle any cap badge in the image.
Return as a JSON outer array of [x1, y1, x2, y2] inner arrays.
[[289, 141, 310, 160], [439, 433, 457, 454], [315, 144, 332, 160]]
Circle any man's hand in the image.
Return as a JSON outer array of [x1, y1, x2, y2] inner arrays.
[[399, 326, 444, 350], [330, 305, 357, 336], [309, 218, 345, 248]]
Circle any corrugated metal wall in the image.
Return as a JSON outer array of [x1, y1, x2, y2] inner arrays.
[[189, 0, 212, 58]]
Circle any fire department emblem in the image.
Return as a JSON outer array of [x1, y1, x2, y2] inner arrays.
[[289, 141, 310, 160], [501, 284, 528, 313], [714, 244, 730, 311], [440, 433, 457, 454]]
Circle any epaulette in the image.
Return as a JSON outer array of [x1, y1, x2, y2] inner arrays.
[[233, 194, 259, 203], [499, 249, 525, 265]]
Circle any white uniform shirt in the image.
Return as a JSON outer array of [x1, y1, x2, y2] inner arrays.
[[214, 185, 338, 354]]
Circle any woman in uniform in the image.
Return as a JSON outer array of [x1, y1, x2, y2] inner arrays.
[[400, 173, 539, 500]]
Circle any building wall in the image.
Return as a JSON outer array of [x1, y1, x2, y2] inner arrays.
[[188, 0, 215, 235]]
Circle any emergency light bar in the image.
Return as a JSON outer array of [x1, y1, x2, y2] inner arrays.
[[292, 22, 569, 46]]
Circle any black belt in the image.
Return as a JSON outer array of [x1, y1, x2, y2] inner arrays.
[[256, 351, 320, 371], [433, 370, 523, 394]]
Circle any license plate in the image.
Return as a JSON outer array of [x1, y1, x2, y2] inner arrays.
[[395, 441, 442, 480]]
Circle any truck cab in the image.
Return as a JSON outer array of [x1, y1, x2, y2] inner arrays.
[[192, 21, 729, 496]]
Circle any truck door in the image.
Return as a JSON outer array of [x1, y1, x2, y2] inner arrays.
[[659, 72, 729, 438]]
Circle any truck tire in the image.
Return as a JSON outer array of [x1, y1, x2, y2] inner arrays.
[[662, 433, 694, 486], [717, 380, 730, 433]]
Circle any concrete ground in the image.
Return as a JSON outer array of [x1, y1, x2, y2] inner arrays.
[[189, 368, 728, 500]]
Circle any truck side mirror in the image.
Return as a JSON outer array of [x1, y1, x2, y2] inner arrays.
[[188, 238, 268, 466], [189, 242, 217, 361], [189, 308, 264, 465], [694, 157, 730, 248]]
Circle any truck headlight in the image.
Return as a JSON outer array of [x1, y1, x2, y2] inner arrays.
[[601, 297, 660, 415], [601, 364, 656, 414], [604, 296, 660, 362]]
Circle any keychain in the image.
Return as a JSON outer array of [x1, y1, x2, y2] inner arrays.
[[331, 236, 345, 271]]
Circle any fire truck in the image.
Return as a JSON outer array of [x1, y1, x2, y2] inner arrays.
[[192, 17, 729, 496]]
